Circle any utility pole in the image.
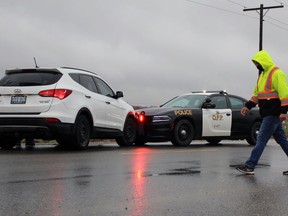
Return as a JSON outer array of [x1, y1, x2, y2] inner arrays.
[[243, 4, 284, 51]]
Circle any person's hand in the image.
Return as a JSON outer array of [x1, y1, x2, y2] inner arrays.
[[279, 113, 287, 121], [241, 107, 248, 116]]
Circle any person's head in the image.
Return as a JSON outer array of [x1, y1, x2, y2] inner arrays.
[[252, 60, 264, 72], [252, 50, 275, 72]]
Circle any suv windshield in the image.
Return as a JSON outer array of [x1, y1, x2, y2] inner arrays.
[[0, 71, 62, 86], [161, 94, 207, 108]]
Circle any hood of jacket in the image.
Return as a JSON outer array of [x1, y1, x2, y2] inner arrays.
[[252, 50, 275, 72]]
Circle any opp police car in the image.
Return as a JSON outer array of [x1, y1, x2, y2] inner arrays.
[[135, 91, 261, 146]]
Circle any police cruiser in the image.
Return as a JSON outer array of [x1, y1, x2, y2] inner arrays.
[[135, 91, 261, 146]]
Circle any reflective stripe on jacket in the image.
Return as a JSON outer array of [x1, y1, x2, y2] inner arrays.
[[257, 66, 279, 100]]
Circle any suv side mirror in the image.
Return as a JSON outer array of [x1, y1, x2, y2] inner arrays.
[[114, 91, 124, 99]]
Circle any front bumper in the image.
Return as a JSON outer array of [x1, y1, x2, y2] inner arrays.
[[137, 121, 172, 142]]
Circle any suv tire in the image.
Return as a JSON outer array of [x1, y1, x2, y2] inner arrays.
[[57, 115, 91, 150], [116, 117, 137, 146]]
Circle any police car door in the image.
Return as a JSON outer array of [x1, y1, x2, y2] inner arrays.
[[202, 95, 232, 136]]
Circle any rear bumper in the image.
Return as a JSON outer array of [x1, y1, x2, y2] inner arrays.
[[0, 118, 73, 139]]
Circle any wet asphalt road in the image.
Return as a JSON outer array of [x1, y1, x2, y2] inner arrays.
[[1, 140, 288, 216]]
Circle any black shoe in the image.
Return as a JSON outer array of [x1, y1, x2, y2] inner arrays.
[[236, 166, 254, 175], [283, 170, 288, 175]]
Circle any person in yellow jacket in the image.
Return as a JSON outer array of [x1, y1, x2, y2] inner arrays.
[[236, 50, 288, 175]]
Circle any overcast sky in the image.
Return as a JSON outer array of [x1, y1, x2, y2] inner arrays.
[[1, 0, 288, 106]]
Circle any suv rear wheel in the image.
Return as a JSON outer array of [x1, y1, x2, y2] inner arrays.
[[56, 115, 91, 150], [72, 115, 91, 149]]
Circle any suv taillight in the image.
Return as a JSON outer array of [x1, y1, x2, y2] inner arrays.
[[38, 89, 72, 100]]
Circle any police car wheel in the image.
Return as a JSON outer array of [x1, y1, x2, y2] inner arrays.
[[246, 121, 261, 146], [171, 119, 194, 146]]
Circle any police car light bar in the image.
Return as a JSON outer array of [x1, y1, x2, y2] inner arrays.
[[191, 90, 228, 94]]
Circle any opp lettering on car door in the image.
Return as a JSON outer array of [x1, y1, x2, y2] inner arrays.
[[202, 95, 232, 136]]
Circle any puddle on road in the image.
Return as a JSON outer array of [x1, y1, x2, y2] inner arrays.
[[146, 169, 200, 177], [6, 174, 93, 184], [130, 167, 201, 178]]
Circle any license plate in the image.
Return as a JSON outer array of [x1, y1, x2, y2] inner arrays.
[[11, 95, 27, 104]]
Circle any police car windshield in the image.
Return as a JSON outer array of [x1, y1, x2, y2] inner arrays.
[[161, 94, 207, 108]]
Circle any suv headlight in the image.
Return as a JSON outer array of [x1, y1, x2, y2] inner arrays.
[[152, 115, 171, 123]]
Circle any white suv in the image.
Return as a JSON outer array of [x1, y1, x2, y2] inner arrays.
[[0, 67, 136, 149]]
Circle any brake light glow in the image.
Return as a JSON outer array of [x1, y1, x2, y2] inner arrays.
[[137, 111, 145, 123], [38, 89, 72, 100]]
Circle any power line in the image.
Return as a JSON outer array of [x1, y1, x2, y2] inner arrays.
[[186, 0, 288, 32], [265, 20, 288, 32], [185, 0, 257, 20], [226, 0, 247, 9], [243, 4, 284, 51], [186, 0, 288, 31], [266, 15, 288, 27], [273, 0, 288, 7]]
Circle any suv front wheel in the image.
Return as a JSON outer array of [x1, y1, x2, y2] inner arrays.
[[116, 117, 137, 146]]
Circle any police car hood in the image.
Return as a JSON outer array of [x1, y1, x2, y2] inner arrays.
[[136, 107, 190, 116]]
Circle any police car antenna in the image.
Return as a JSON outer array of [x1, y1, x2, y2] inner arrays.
[[33, 57, 39, 68]]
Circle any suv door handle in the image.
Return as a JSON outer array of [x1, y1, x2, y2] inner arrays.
[[85, 95, 91, 99], [106, 101, 111, 104]]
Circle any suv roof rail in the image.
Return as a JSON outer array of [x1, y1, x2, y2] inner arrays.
[[60, 67, 98, 75], [191, 90, 228, 94]]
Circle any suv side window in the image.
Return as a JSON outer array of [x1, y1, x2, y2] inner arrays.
[[210, 95, 227, 109], [93, 77, 114, 97], [69, 73, 80, 83], [79, 75, 98, 93], [229, 96, 245, 109]]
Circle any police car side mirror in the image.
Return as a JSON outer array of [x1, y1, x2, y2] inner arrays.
[[203, 103, 216, 108], [202, 98, 216, 108]]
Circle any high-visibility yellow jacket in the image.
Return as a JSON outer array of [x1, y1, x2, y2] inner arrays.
[[246, 50, 288, 117]]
